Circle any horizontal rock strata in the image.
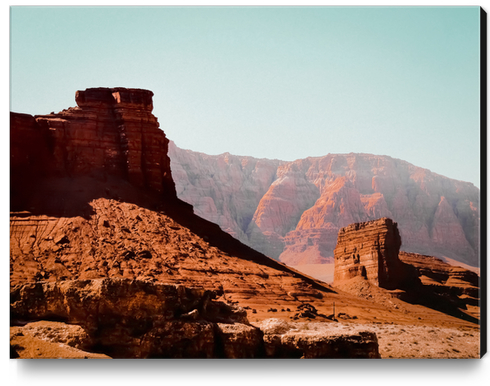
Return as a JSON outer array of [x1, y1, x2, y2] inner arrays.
[[399, 252, 480, 310], [11, 88, 176, 214], [333, 218, 405, 289]]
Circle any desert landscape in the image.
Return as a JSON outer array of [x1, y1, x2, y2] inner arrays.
[[168, 142, 480, 269], [9, 87, 482, 359]]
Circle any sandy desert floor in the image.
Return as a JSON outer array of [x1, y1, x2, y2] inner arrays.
[[367, 323, 479, 359]]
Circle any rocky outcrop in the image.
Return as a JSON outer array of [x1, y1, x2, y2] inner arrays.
[[11, 88, 176, 214], [261, 330, 380, 359], [169, 147, 480, 267], [333, 218, 406, 289], [11, 278, 382, 359], [10, 278, 257, 358], [9, 197, 335, 315], [399, 252, 480, 306], [332, 218, 479, 323], [10, 321, 111, 359]]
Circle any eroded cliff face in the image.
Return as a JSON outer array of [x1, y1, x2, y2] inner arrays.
[[169, 148, 480, 267], [11, 87, 176, 214], [11, 278, 382, 359]]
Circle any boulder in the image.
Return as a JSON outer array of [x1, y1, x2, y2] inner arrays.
[[254, 319, 380, 359]]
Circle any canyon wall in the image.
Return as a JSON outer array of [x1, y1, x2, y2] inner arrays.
[[169, 147, 480, 267]]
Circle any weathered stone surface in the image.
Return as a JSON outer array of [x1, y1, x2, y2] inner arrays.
[[270, 331, 380, 359], [216, 323, 264, 358], [169, 147, 480, 267], [10, 278, 252, 358], [333, 218, 405, 289], [11, 279, 385, 359], [11, 321, 93, 351], [255, 319, 380, 359], [10, 323, 111, 359]]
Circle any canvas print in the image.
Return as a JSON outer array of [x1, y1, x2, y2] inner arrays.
[[9, 6, 484, 359]]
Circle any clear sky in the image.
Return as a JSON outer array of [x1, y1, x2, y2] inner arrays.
[[9, 6, 481, 188]]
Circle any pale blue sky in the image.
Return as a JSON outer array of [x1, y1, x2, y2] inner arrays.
[[10, 6, 481, 187]]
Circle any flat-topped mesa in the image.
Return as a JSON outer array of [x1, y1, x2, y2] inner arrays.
[[333, 218, 405, 289], [75, 87, 154, 111], [11, 87, 175, 198]]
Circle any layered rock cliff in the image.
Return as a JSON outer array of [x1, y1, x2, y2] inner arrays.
[[168, 141, 284, 243], [169, 147, 480, 267], [11, 87, 176, 215], [333, 218, 405, 289]]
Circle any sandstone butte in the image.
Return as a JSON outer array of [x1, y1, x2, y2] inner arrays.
[[333, 218, 479, 324], [10, 87, 481, 359], [168, 143, 480, 269]]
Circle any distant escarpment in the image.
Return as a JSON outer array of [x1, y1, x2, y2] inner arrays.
[[169, 145, 480, 267]]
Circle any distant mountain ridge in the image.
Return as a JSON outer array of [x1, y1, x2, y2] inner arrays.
[[169, 142, 480, 267]]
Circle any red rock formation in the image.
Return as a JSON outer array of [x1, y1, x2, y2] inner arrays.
[[332, 218, 479, 323], [259, 326, 380, 358], [11, 87, 176, 208], [12, 90, 407, 330], [10, 88, 480, 358], [246, 160, 320, 258], [430, 196, 476, 259], [11, 278, 383, 359], [169, 148, 480, 267], [333, 218, 404, 289]]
